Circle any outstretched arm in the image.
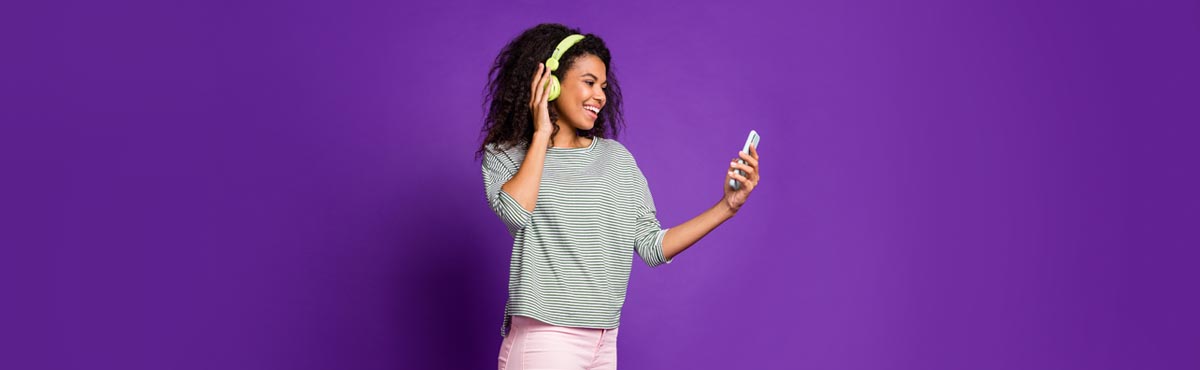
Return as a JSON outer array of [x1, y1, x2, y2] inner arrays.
[[661, 144, 761, 260]]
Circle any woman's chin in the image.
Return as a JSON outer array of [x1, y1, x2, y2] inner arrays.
[[570, 120, 595, 131]]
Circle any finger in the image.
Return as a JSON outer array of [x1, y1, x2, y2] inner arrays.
[[728, 170, 754, 191], [530, 63, 544, 104], [534, 65, 548, 105], [737, 151, 758, 169], [733, 157, 760, 181], [733, 165, 759, 183], [539, 66, 553, 103], [540, 64, 553, 104], [750, 143, 759, 160], [729, 161, 755, 176]]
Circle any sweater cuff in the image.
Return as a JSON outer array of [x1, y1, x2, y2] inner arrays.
[[655, 228, 672, 265], [495, 189, 533, 235]]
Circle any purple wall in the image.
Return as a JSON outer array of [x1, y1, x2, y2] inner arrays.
[[6, 0, 1199, 369]]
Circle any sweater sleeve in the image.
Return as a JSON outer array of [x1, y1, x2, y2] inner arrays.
[[482, 147, 533, 236], [632, 166, 673, 267]]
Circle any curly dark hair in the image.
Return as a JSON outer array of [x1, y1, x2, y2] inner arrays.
[[477, 23, 624, 158]]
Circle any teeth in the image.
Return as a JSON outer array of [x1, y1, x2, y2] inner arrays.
[[584, 106, 600, 114]]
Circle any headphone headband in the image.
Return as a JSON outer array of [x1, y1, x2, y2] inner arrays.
[[546, 34, 585, 71]]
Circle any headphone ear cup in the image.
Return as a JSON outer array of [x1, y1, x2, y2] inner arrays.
[[546, 75, 561, 102]]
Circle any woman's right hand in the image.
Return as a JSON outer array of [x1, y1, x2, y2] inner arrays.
[[529, 63, 554, 137]]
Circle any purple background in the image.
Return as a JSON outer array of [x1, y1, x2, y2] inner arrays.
[[5, 0, 1199, 369]]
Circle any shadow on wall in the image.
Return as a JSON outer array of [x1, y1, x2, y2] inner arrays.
[[392, 179, 504, 369]]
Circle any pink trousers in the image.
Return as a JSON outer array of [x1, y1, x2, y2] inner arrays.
[[497, 315, 619, 370]]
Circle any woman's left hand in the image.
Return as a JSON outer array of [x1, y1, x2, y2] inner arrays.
[[722, 144, 760, 213]]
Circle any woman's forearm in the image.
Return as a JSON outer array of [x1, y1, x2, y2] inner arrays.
[[501, 133, 551, 213], [661, 200, 737, 260]]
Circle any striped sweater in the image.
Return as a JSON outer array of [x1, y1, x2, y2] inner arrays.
[[482, 137, 672, 337]]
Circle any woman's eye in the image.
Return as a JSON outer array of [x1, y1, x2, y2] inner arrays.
[[586, 81, 595, 86]]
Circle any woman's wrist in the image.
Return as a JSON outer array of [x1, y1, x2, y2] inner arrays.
[[715, 197, 739, 219], [529, 131, 552, 149]]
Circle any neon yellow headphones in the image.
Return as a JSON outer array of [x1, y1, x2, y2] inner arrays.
[[545, 34, 585, 102]]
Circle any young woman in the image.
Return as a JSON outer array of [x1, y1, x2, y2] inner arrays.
[[479, 23, 761, 370]]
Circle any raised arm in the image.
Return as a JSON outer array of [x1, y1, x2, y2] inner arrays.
[[501, 134, 550, 212], [500, 62, 557, 212], [661, 144, 761, 260]]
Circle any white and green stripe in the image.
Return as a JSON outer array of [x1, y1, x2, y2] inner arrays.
[[482, 137, 671, 337]]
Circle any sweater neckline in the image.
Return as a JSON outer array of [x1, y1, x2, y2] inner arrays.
[[548, 137, 598, 153]]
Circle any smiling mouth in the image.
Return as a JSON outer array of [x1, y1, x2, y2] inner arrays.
[[584, 105, 600, 119]]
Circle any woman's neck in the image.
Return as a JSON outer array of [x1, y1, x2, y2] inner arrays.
[[550, 122, 591, 149]]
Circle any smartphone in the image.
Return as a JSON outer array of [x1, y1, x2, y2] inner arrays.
[[729, 130, 761, 191]]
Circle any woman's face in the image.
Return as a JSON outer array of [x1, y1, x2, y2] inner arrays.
[[552, 54, 608, 131]]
